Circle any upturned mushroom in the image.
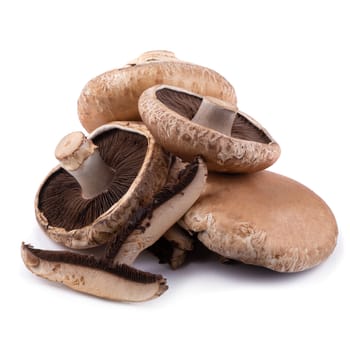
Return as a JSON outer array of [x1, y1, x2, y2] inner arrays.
[[35, 121, 171, 249], [78, 50, 236, 132], [179, 171, 338, 272], [138, 85, 280, 173], [21, 243, 167, 302]]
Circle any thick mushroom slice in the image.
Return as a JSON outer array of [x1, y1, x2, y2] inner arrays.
[[21, 243, 167, 302], [104, 157, 207, 267], [139, 85, 281, 173], [179, 171, 338, 272], [36, 121, 171, 249], [78, 50, 236, 132], [149, 224, 194, 269]]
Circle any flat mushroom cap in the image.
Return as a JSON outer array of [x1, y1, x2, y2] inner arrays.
[[78, 50, 236, 132], [179, 171, 338, 272], [139, 85, 280, 173], [35, 121, 170, 249]]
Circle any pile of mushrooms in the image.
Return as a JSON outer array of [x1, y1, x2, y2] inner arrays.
[[22, 50, 338, 302]]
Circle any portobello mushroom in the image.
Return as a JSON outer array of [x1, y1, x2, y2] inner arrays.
[[35, 121, 171, 249], [139, 85, 280, 173]]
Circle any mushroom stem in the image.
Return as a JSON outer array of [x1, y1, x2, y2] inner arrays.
[[126, 50, 179, 66], [191, 96, 237, 137], [55, 131, 115, 199]]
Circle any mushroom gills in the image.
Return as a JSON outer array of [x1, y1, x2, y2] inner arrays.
[[39, 128, 148, 230], [156, 87, 271, 143], [21, 243, 167, 302], [105, 157, 207, 266]]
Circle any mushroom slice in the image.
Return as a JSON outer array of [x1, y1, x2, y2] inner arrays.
[[139, 85, 281, 173], [105, 157, 207, 267], [179, 171, 338, 272], [78, 50, 236, 132], [21, 243, 167, 302], [36, 121, 171, 249], [149, 224, 194, 269]]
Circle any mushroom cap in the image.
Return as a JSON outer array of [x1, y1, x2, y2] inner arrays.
[[179, 171, 338, 272], [35, 121, 171, 249], [78, 50, 236, 132], [139, 85, 280, 173]]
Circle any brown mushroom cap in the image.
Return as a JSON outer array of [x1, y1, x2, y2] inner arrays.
[[179, 171, 338, 272], [78, 50, 236, 132], [139, 85, 281, 173], [35, 121, 171, 249], [21, 243, 167, 302]]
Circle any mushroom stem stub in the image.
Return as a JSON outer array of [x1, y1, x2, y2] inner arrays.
[[191, 96, 237, 137], [55, 131, 115, 199], [126, 50, 179, 66]]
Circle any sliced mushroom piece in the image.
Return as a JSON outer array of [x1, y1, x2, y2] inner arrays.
[[36, 121, 171, 249], [139, 85, 281, 173], [179, 171, 338, 272], [149, 224, 194, 269], [104, 157, 207, 267], [21, 243, 167, 302], [78, 50, 236, 132], [146, 159, 195, 269]]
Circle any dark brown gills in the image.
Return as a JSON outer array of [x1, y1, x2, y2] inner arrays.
[[39, 129, 148, 230]]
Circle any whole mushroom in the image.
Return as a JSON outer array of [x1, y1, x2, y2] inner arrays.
[[36, 121, 170, 249], [139, 85, 280, 173]]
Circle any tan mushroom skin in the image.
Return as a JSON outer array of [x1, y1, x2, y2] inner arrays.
[[78, 50, 237, 132], [180, 171, 338, 272]]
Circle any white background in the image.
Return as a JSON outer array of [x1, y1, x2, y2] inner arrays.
[[1, 1, 349, 349]]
